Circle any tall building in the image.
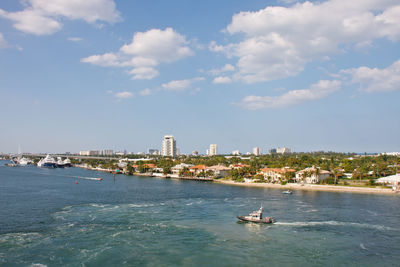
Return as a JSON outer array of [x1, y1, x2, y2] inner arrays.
[[103, 149, 114, 156], [277, 147, 291, 154], [232, 150, 240, 155], [253, 147, 260, 156], [161, 135, 177, 157], [209, 144, 218, 156], [148, 149, 159, 155]]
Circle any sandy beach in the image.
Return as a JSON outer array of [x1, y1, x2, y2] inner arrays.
[[214, 180, 398, 195]]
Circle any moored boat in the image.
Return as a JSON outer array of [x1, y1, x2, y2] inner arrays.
[[37, 154, 56, 168], [56, 157, 66, 168], [63, 158, 72, 167], [237, 206, 274, 224]]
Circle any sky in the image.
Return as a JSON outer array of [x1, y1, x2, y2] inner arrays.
[[0, 0, 399, 155]]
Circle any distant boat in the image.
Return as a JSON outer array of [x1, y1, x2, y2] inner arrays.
[[282, 190, 293, 194], [37, 155, 56, 168], [10, 155, 30, 166], [237, 206, 274, 224], [63, 158, 72, 167], [56, 157, 66, 168]]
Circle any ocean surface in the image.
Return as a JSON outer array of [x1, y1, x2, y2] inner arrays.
[[0, 160, 399, 266]]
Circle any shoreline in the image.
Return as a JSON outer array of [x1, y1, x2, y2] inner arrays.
[[214, 180, 398, 195], [74, 164, 397, 195]]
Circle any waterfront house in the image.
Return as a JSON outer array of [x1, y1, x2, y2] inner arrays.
[[295, 166, 330, 184], [259, 167, 296, 182], [229, 163, 251, 169], [189, 165, 207, 175], [206, 165, 230, 178], [171, 163, 194, 175]]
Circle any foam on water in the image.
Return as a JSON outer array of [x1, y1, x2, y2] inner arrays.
[[274, 221, 397, 231]]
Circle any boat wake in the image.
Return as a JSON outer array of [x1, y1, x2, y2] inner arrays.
[[274, 221, 396, 231]]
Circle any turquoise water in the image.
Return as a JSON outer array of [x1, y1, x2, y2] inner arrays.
[[1, 160, 399, 266]]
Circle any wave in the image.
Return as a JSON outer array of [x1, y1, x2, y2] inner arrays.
[[274, 221, 396, 231], [0, 232, 42, 245]]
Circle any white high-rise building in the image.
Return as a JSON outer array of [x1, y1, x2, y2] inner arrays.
[[277, 147, 291, 154], [232, 150, 240, 155], [253, 147, 260, 156], [209, 144, 218, 156], [161, 135, 177, 157]]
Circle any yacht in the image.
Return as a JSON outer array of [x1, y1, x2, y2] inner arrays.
[[56, 157, 66, 168], [63, 158, 72, 167], [37, 155, 56, 168], [18, 157, 29, 166], [10, 156, 29, 166]]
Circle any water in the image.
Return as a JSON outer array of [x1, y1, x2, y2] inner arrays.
[[1, 160, 399, 266]]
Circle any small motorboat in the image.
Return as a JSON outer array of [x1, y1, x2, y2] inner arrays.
[[237, 206, 274, 224], [282, 190, 293, 194]]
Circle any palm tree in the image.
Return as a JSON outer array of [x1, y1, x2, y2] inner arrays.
[[332, 167, 342, 185]]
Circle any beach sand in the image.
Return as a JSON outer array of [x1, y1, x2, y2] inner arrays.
[[214, 180, 398, 195]]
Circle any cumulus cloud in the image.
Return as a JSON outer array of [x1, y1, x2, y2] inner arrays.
[[81, 28, 193, 79], [139, 88, 152, 96], [115, 91, 133, 99], [208, 64, 235, 75], [211, 0, 400, 83], [341, 59, 400, 92], [236, 80, 341, 109], [0, 33, 8, 49], [212, 76, 232, 84], [0, 0, 120, 35], [162, 77, 205, 91], [128, 67, 159, 80], [120, 28, 193, 62]]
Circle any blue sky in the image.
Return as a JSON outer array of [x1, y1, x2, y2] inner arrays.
[[1, 0, 400, 154]]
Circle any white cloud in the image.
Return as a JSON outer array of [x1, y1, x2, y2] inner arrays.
[[0, 0, 120, 35], [81, 52, 122, 67], [208, 64, 235, 75], [341, 59, 400, 92], [236, 80, 341, 109], [29, 0, 121, 24], [0, 9, 62, 35], [162, 79, 192, 91], [115, 91, 133, 99], [128, 67, 159, 80], [0, 33, 8, 49], [81, 28, 193, 79], [139, 88, 152, 96], [213, 76, 232, 84], [120, 28, 193, 62], [68, 37, 82, 42], [211, 0, 400, 83], [162, 77, 205, 91]]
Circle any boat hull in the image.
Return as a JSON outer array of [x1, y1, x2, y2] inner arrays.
[[42, 163, 56, 168], [237, 216, 274, 224]]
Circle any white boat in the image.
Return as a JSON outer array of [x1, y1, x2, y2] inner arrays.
[[282, 190, 293, 194], [56, 157, 66, 168], [18, 157, 29, 166], [37, 155, 56, 168], [63, 158, 72, 167], [10, 156, 29, 166], [237, 206, 274, 224]]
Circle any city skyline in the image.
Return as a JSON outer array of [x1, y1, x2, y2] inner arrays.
[[1, 0, 400, 154]]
